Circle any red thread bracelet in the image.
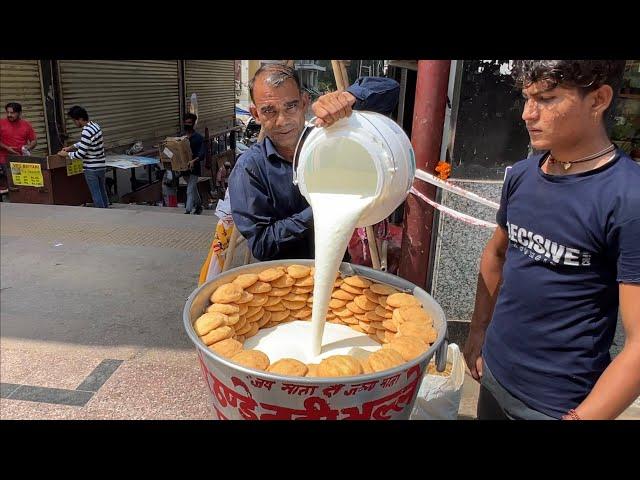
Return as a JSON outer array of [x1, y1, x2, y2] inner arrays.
[[562, 409, 581, 420]]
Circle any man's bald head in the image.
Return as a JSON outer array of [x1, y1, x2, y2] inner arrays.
[[249, 64, 302, 102]]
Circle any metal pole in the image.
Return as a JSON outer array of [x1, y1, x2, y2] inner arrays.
[[39, 60, 63, 154], [398, 60, 451, 288], [397, 67, 408, 128]]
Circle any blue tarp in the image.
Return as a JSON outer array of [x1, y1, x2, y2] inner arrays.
[[235, 106, 251, 116]]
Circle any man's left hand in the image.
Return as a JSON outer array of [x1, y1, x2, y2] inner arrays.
[[312, 90, 357, 128], [58, 149, 69, 157]]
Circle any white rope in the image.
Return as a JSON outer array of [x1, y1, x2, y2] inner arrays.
[[414, 169, 500, 210], [410, 187, 498, 229]]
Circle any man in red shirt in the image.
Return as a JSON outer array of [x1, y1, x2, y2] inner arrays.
[[0, 102, 38, 189]]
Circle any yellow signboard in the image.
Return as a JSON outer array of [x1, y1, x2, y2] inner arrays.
[[10, 162, 44, 188], [67, 159, 84, 176]]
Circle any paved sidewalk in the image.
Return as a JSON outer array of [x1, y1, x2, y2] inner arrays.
[[1, 203, 215, 419]]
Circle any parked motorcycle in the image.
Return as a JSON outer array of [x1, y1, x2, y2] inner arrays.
[[242, 118, 261, 145]]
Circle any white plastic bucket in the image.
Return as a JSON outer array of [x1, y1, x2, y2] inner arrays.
[[293, 111, 416, 227]]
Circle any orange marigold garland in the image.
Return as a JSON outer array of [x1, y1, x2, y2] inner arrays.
[[435, 161, 451, 180]]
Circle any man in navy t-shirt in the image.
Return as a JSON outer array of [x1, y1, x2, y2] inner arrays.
[[463, 60, 640, 420]]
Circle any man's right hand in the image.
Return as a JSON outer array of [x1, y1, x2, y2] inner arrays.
[[463, 329, 485, 382], [5, 147, 19, 155], [312, 90, 357, 128]]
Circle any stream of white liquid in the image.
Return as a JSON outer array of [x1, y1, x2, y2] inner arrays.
[[245, 137, 382, 361]]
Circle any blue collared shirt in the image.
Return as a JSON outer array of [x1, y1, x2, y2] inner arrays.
[[229, 76, 400, 261]]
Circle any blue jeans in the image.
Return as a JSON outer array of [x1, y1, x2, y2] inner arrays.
[[477, 360, 556, 420], [185, 174, 201, 213], [84, 168, 109, 208]]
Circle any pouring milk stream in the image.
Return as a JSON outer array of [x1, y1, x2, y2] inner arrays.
[[299, 112, 416, 357]]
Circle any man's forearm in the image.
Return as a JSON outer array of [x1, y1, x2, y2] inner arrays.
[[347, 77, 400, 115], [27, 139, 37, 150], [575, 343, 640, 419], [470, 249, 505, 334]]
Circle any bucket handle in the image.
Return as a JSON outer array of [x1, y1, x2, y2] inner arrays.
[[292, 117, 317, 186], [435, 332, 449, 372]]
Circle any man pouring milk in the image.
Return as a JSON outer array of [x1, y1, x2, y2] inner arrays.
[[228, 63, 399, 261]]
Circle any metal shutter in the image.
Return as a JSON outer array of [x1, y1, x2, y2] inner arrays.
[[184, 60, 235, 133], [58, 60, 180, 150], [0, 60, 50, 155]]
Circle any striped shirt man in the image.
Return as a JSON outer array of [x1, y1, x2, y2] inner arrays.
[[69, 121, 105, 169]]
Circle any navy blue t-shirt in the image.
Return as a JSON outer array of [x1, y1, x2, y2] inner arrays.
[[483, 150, 640, 418], [185, 131, 205, 176]]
